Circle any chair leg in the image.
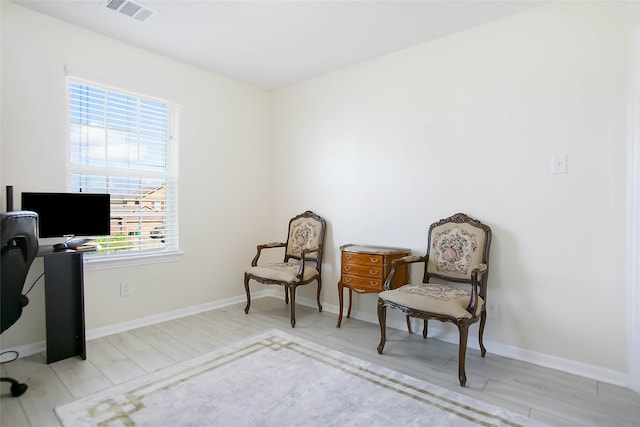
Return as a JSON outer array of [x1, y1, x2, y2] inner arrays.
[[457, 324, 470, 387], [284, 287, 289, 305], [289, 285, 296, 328], [377, 301, 387, 354], [406, 315, 412, 334], [479, 310, 487, 357], [243, 274, 251, 314], [316, 278, 323, 313], [1, 377, 28, 397], [423, 319, 428, 339], [337, 283, 344, 327]]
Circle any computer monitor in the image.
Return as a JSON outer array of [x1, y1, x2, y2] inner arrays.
[[21, 192, 111, 238]]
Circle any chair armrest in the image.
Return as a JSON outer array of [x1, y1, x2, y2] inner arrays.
[[382, 255, 424, 290], [472, 263, 488, 276], [296, 244, 322, 277], [300, 244, 320, 258], [251, 242, 286, 266], [395, 255, 425, 264], [466, 263, 488, 315], [260, 242, 287, 249]]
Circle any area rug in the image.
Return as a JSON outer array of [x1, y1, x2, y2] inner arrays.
[[55, 329, 547, 426]]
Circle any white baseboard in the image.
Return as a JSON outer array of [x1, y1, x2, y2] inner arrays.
[[6, 291, 629, 388], [4, 291, 266, 361], [302, 294, 628, 388], [85, 292, 257, 341]]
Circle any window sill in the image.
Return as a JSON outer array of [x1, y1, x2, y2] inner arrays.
[[83, 250, 184, 271]]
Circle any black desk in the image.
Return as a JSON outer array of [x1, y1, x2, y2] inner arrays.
[[37, 247, 87, 364]]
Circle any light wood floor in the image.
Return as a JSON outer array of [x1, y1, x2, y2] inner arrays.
[[2, 296, 639, 426]]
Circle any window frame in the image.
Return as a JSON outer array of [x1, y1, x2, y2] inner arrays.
[[66, 76, 182, 268]]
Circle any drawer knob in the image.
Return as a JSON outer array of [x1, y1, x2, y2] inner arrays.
[[345, 254, 353, 259], [370, 257, 380, 263], [345, 266, 351, 271], [369, 270, 379, 275], [370, 281, 377, 286], [344, 277, 352, 283]]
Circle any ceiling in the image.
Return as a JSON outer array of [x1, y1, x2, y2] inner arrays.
[[12, 1, 546, 90]]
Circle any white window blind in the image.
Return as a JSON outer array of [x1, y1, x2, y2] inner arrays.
[[67, 77, 179, 259]]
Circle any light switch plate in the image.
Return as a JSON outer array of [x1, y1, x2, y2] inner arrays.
[[551, 154, 567, 174]]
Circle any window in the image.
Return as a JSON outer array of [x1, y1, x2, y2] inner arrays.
[[67, 77, 179, 261]]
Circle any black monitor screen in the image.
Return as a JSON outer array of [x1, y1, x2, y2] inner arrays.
[[21, 192, 111, 238]]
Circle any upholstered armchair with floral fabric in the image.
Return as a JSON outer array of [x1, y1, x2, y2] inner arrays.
[[376, 213, 492, 386], [244, 211, 326, 327]]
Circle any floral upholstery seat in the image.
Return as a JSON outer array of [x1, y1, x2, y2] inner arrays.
[[246, 260, 320, 283], [244, 211, 326, 327], [377, 213, 492, 387], [380, 283, 484, 319]]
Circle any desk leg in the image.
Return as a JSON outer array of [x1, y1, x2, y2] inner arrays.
[[44, 253, 86, 364]]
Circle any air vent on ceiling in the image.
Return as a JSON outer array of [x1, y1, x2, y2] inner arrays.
[[103, 0, 156, 22]]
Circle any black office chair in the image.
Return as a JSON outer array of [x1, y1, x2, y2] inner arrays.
[[1, 210, 38, 397]]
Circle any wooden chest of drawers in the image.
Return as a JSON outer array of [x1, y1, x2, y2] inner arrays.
[[337, 244, 410, 327]]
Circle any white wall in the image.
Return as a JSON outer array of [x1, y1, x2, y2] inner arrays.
[[1, 3, 273, 346], [272, 1, 638, 381], [2, 1, 638, 387]]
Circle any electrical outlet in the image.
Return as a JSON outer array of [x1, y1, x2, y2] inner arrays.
[[486, 302, 498, 319], [120, 281, 132, 297]]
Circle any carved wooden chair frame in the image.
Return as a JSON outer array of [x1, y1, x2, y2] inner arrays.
[[377, 212, 492, 386], [244, 210, 326, 327]]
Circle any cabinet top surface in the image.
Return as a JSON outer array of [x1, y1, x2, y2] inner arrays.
[[340, 244, 411, 255]]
